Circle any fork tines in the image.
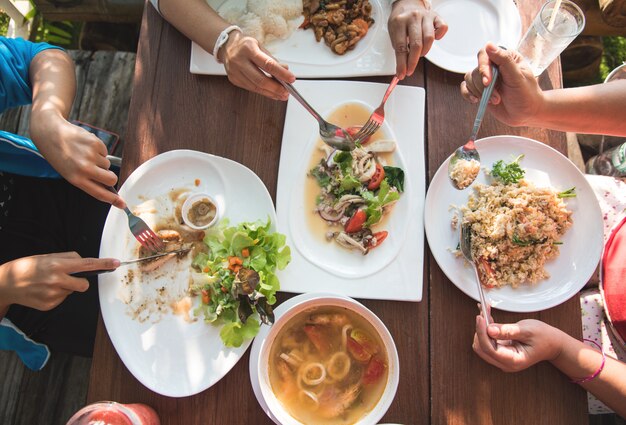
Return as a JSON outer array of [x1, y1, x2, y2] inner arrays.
[[137, 229, 165, 252], [353, 119, 382, 144]]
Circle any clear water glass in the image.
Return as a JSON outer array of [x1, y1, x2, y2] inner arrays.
[[517, 0, 585, 76]]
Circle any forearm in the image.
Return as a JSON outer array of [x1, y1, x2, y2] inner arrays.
[[530, 80, 626, 137], [29, 49, 76, 149], [550, 333, 626, 417], [0, 263, 13, 319], [158, 0, 228, 55]]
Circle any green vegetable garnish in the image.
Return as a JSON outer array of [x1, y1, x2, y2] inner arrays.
[[383, 166, 405, 192], [192, 218, 291, 347], [491, 154, 525, 184], [557, 187, 576, 198]]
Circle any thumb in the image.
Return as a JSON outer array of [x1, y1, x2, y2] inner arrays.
[[484, 42, 519, 80], [487, 323, 527, 341]]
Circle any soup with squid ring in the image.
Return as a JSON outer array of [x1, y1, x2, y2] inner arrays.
[[268, 306, 388, 425]]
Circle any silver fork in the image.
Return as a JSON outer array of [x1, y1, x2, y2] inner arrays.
[[107, 186, 165, 252], [353, 76, 400, 144]]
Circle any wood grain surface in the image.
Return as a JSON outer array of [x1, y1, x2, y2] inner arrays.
[[87, 2, 589, 424]]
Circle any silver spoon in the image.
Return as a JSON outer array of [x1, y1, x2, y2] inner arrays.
[[274, 79, 355, 151], [460, 221, 497, 348], [448, 65, 499, 190]]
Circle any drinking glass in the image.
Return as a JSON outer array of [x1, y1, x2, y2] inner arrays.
[[517, 0, 585, 76], [66, 401, 160, 425]]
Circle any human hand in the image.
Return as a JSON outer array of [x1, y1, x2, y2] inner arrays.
[[29, 114, 124, 208], [460, 43, 545, 127], [473, 314, 565, 372], [0, 252, 120, 313], [388, 0, 448, 79], [219, 31, 296, 101]]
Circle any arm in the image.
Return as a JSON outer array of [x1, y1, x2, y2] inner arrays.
[[460, 43, 626, 137], [388, 0, 447, 79], [28, 48, 124, 208], [473, 316, 626, 418], [156, 0, 295, 100], [0, 253, 120, 320]]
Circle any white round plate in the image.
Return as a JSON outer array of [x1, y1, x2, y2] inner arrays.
[[99, 150, 277, 397], [425, 136, 603, 312], [425, 0, 522, 74]]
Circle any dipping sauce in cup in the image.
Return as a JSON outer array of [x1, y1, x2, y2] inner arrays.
[[181, 193, 219, 230]]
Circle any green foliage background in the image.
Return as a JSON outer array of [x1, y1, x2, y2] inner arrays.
[[600, 36, 626, 81]]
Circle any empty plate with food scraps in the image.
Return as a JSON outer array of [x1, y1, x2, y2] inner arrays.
[[99, 150, 290, 397], [191, 0, 396, 77], [425, 136, 603, 312], [276, 80, 425, 301]]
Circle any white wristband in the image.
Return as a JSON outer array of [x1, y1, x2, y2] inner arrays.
[[213, 25, 242, 64]]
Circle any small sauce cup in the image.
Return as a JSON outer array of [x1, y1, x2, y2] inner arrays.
[[181, 193, 219, 230]]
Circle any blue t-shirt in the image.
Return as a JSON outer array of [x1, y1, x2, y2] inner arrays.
[[0, 37, 63, 178], [0, 36, 62, 113]]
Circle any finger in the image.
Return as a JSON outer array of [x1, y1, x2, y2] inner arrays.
[[406, 21, 423, 76], [81, 180, 123, 207], [460, 81, 479, 103], [66, 257, 121, 273], [483, 42, 519, 81], [433, 15, 448, 39], [389, 20, 408, 79], [93, 153, 112, 170], [464, 71, 483, 99], [490, 322, 529, 342], [472, 327, 508, 369], [421, 17, 436, 57], [58, 276, 90, 293], [256, 48, 296, 84], [476, 315, 499, 354], [241, 66, 287, 101], [476, 47, 493, 86], [91, 166, 118, 187], [80, 130, 109, 157]]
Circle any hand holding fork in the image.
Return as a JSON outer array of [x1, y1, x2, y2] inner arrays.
[[351, 76, 400, 144]]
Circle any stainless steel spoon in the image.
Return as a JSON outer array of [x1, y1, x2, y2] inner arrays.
[[448, 65, 499, 190], [274, 79, 355, 151], [460, 221, 497, 348]]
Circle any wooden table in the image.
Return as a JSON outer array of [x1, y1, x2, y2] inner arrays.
[[87, 2, 589, 424]]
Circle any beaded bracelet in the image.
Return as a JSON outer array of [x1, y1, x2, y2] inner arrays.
[[213, 25, 242, 64], [570, 339, 606, 385]]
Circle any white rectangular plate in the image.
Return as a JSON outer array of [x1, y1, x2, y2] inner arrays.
[[190, 0, 396, 78], [276, 80, 425, 301]]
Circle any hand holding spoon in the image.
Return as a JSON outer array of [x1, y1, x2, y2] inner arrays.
[[448, 65, 499, 190]]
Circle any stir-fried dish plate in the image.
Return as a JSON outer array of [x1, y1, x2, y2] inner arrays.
[[425, 0, 521, 74], [276, 80, 425, 301], [99, 150, 279, 397], [190, 0, 395, 77], [425, 136, 603, 312]]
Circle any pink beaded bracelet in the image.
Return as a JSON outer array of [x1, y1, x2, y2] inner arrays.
[[570, 339, 606, 385]]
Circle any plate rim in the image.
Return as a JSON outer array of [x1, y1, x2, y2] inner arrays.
[[425, 0, 522, 74]]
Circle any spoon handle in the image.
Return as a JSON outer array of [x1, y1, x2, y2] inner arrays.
[[469, 65, 499, 142], [274, 78, 326, 127]]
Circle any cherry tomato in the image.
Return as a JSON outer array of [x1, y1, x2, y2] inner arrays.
[[362, 356, 386, 385], [346, 126, 371, 144], [346, 336, 372, 363], [367, 164, 385, 190], [365, 231, 388, 249], [345, 209, 367, 233]]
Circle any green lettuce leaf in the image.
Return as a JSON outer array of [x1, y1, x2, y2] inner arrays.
[[220, 319, 261, 348]]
